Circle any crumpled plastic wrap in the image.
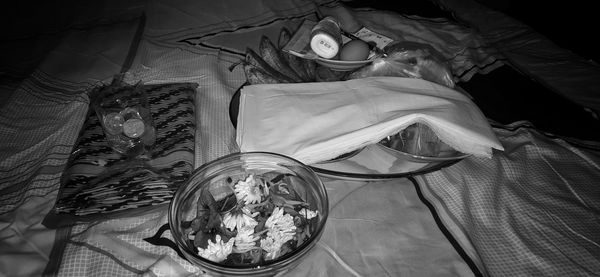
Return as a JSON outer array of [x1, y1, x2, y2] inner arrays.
[[345, 41, 456, 88]]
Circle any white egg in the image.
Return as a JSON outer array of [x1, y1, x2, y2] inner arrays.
[[340, 39, 370, 61]]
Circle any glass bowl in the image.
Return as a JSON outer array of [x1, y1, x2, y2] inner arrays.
[[169, 152, 329, 276], [379, 123, 470, 163]]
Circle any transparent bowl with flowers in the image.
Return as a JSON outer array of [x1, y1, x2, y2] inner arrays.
[[168, 152, 329, 276]]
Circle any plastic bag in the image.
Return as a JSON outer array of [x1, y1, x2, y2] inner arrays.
[[91, 78, 157, 157], [345, 40, 456, 88]]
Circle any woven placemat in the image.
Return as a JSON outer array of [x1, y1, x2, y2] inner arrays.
[[43, 81, 197, 228]]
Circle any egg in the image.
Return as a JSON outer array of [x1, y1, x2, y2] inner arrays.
[[339, 39, 370, 61]]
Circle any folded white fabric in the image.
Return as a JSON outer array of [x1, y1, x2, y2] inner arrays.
[[236, 76, 504, 165]]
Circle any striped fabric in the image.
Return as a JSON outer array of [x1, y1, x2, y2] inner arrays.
[[0, 71, 90, 216], [416, 121, 600, 276], [0, 15, 143, 277]]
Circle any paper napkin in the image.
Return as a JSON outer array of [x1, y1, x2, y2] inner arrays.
[[236, 76, 503, 165]]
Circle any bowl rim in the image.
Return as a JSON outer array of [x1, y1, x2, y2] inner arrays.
[[168, 151, 329, 271]]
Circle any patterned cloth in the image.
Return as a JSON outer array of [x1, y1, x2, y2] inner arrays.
[[5, 0, 593, 277], [416, 121, 600, 276], [52, 175, 475, 277]]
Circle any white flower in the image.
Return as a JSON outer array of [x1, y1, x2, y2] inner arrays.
[[197, 235, 234, 263], [260, 236, 282, 260], [299, 208, 318, 220], [265, 206, 297, 238], [234, 175, 264, 205], [222, 206, 258, 231], [233, 226, 260, 253], [260, 206, 297, 260]]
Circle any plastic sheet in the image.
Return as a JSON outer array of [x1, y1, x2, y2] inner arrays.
[[345, 41, 456, 88]]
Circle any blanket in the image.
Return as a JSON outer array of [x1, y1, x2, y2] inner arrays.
[[1, 0, 598, 276]]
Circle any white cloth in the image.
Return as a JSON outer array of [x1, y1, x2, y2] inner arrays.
[[236, 76, 504, 165]]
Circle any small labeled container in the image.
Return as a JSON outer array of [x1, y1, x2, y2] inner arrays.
[[310, 16, 343, 59]]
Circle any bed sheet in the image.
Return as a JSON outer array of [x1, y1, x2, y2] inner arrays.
[[1, 11, 145, 277], [418, 121, 600, 276], [1, 0, 599, 276]]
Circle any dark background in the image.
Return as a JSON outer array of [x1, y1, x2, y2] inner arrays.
[[346, 0, 600, 141]]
